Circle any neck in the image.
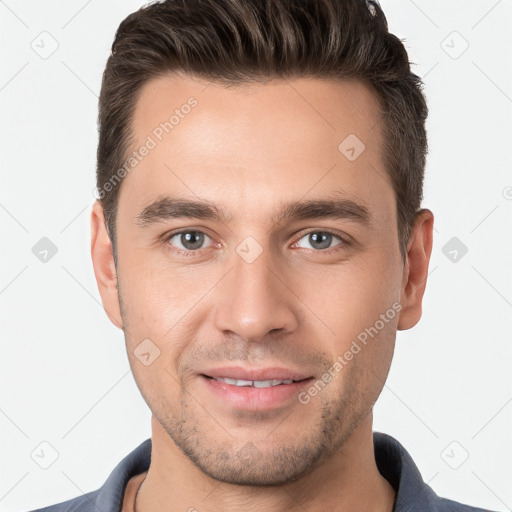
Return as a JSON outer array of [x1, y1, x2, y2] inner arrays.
[[135, 413, 396, 512]]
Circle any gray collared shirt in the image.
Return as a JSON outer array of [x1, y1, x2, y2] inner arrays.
[[31, 432, 498, 511]]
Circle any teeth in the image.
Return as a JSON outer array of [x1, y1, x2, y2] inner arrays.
[[223, 378, 252, 386], [253, 379, 280, 388], [214, 377, 294, 387]]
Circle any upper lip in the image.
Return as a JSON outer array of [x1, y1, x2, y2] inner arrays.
[[201, 366, 312, 381]]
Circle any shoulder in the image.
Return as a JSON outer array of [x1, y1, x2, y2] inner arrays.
[[27, 438, 151, 511], [435, 496, 500, 512], [373, 432, 499, 512], [26, 489, 99, 512]]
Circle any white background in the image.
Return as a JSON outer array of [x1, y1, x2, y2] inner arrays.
[[1, 0, 511, 510]]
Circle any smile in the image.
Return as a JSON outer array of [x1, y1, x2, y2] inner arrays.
[[206, 376, 298, 387]]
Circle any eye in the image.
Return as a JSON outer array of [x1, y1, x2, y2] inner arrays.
[[166, 230, 213, 253], [293, 230, 348, 252], [164, 229, 350, 256]]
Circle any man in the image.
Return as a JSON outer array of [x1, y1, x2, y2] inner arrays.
[[32, 0, 497, 511]]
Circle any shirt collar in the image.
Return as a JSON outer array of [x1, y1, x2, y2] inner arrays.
[[374, 431, 439, 510]]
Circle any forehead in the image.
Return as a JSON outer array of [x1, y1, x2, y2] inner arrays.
[[131, 73, 383, 155], [121, 73, 391, 223]]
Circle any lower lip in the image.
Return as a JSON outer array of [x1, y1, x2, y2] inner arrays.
[[200, 375, 314, 411]]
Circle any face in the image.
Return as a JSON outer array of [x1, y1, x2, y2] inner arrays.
[[94, 73, 416, 485]]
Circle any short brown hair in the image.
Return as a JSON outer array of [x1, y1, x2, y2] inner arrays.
[[96, 0, 428, 266]]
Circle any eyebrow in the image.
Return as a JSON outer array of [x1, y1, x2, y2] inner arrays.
[[135, 193, 372, 228]]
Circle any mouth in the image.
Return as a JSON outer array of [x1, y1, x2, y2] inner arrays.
[[202, 374, 311, 388], [199, 369, 315, 411]]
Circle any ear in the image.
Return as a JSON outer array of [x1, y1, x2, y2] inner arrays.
[[90, 200, 124, 330], [397, 208, 434, 331]]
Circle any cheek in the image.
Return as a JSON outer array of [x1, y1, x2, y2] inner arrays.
[[299, 249, 401, 390], [119, 250, 193, 329], [118, 257, 220, 386], [118, 268, 180, 361], [307, 250, 401, 333]]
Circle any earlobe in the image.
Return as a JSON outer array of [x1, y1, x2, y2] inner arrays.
[[397, 208, 434, 331], [90, 200, 124, 330]]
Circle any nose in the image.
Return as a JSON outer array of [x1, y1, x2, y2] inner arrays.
[[212, 242, 299, 343]]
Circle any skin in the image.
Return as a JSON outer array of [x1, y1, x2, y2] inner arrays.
[[91, 73, 434, 512]]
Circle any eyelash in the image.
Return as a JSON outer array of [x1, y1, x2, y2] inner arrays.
[[163, 229, 351, 257]]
